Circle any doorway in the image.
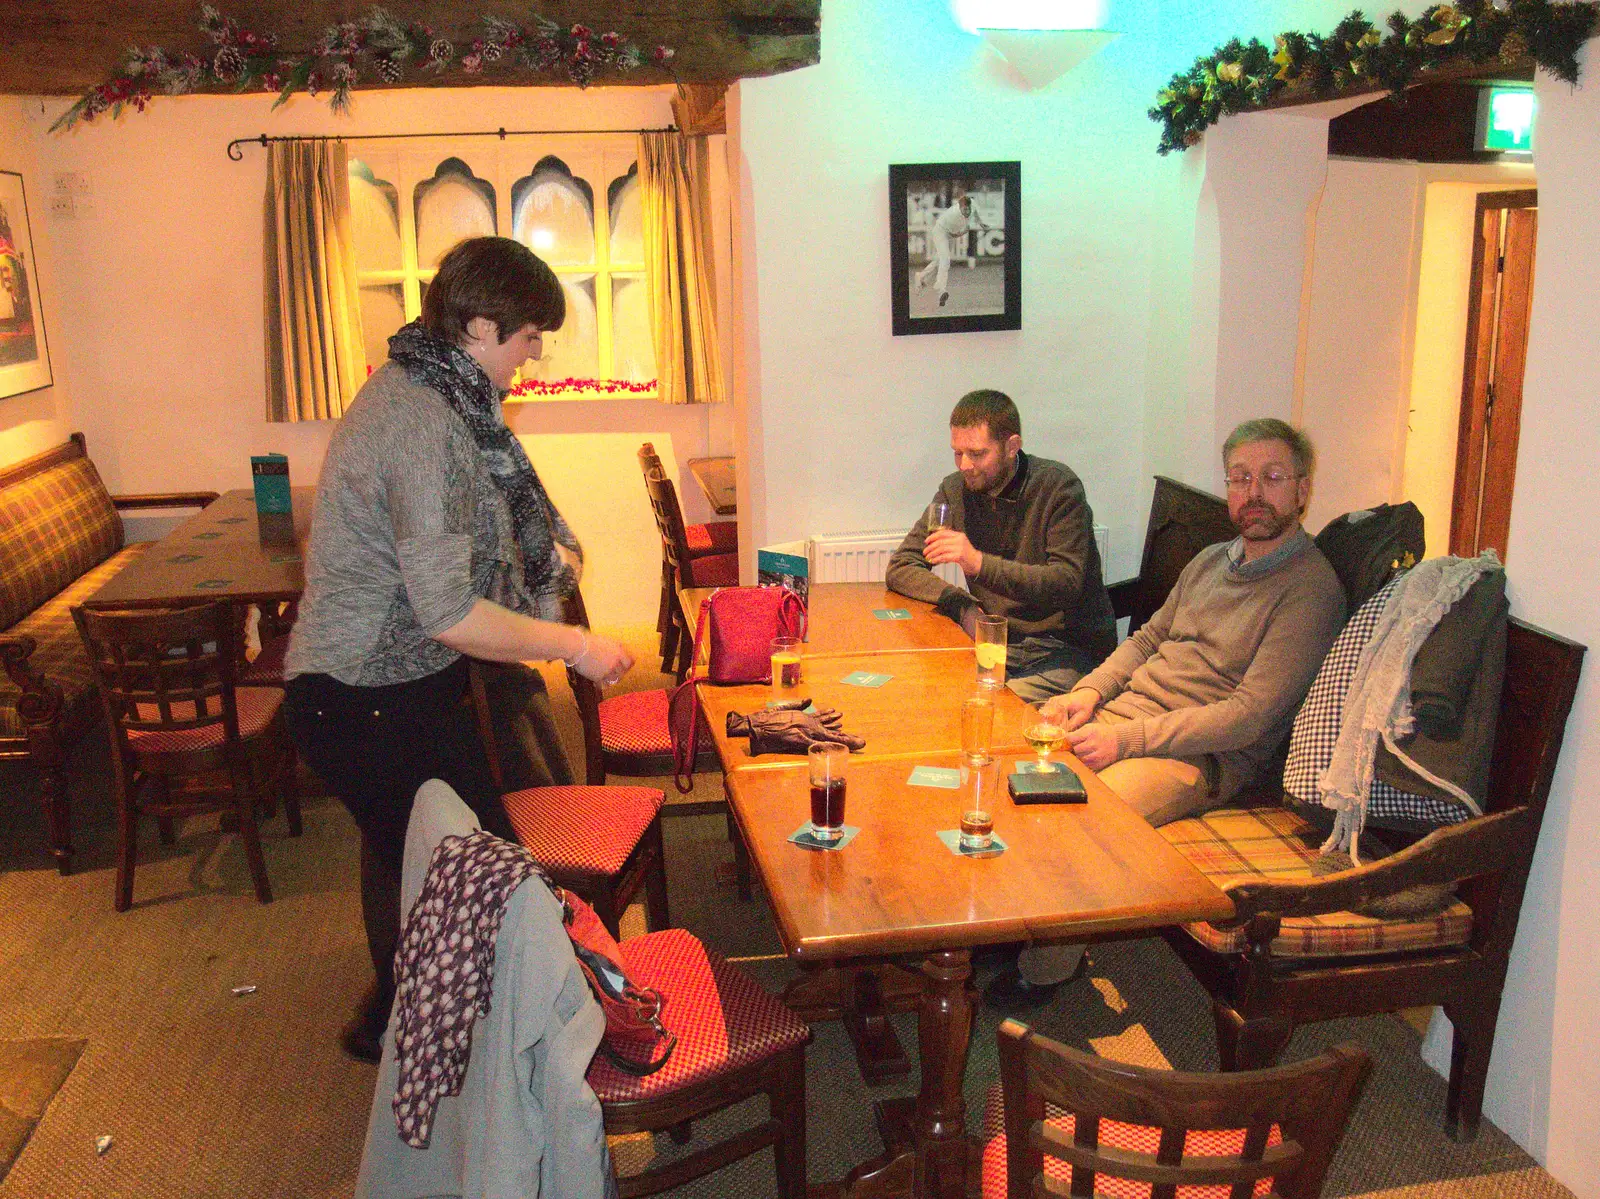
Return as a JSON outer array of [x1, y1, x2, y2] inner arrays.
[[1449, 189, 1536, 559]]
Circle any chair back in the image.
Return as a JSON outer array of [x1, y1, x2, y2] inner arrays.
[[71, 601, 242, 750], [1112, 476, 1234, 632], [561, 589, 608, 785], [642, 467, 695, 587], [995, 1019, 1370, 1199]]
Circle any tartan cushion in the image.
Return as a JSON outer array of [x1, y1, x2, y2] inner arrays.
[[1160, 806, 1474, 958], [1284, 576, 1472, 831], [978, 1080, 1280, 1199], [598, 687, 711, 757], [684, 520, 738, 558], [1, 543, 151, 741], [124, 685, 284, 752], [681, 552, 738, 588], [587, 927, 809, 1103], [502, 785, 664, 877], [0, 454, 124, 631]]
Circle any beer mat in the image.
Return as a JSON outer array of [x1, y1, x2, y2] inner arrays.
[[840, 670, 893, 687], [194, 579, 234, 590], [873, 608, 913, 620], [936, 829, 1008, 858], [787, 824, 860, 851], [907, 766, 963, 789], [1015, 760, 1073, 775]]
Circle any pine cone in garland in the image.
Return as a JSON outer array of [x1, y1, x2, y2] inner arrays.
[[1499, 29, 1529, 63], [375, 55, 403, 82], [428, 38, 453, 66], [213, 44, 246, 80]]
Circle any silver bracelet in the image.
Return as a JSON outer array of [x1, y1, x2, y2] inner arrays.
[[566, 628, 592, 669]]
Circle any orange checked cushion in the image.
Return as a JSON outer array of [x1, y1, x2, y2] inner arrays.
[[502, 786, 664, 877], [598, 688, 711, 757], [978, 1081, 1281, 1199], [683, 521, 738, 557], [586, 928, 809, 1103], [1160, 806, 1473, 958], [124, 686, 285, 753], [681, 552, 738, 588]]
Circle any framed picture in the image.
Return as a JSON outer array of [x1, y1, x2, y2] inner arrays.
[[0, 171, 52, 400], [890, 161, 1020, 336]]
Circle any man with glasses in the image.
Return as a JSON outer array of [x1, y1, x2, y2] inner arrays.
[[989, 418, 1345, 1009]]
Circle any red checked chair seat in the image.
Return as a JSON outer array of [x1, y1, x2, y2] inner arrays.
[[599, 688, 711, 758], [502, 785, 664, 877], [680, 552, 738, 589], [978, 1081, 1281, 1199], [1160, 806, 1474, 958], [127, 686, 284, 753], [684, 520, 738, 557]]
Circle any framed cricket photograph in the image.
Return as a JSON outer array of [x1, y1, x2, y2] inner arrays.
[[889, 160, 1020, 336], [0, 171, 52, 400]]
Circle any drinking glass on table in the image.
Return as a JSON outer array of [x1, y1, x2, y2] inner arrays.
[[926, 500, 951, 532], [808, 742, 849, 842], [961, 694, 995, 766], [974, 614, 1007, 690], [1025, 711, 1067, 768], [770, 636, 802, 704], [960, 756, 1000, 851]]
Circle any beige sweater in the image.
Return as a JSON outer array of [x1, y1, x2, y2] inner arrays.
[[1080, 534, 1345, 797]]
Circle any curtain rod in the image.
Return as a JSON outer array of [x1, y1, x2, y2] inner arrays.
[[226, 125, 675, 160]]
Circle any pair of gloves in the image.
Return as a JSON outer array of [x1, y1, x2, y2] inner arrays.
[[726, 699, 866, 756]]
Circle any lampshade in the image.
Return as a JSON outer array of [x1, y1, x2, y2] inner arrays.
[[979, 28, 1120, 89]]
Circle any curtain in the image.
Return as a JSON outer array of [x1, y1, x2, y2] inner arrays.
[[264, 141, 366, 421], [638, 131, 726, 406]]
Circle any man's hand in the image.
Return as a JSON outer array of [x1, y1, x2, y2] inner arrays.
[[1042, 688, 1101, 732], [1066, 722, 1120, 771], [924, 528, 982, 577]]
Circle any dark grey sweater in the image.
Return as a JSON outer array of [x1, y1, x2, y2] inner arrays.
[[886, 452, 1116, 666]]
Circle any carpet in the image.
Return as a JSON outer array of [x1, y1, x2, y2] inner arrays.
[[0, 1038, 84, 1183]]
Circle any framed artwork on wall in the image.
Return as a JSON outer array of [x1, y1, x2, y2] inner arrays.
[[890, 160, 1020, 336], [0, 171, 52, 400]]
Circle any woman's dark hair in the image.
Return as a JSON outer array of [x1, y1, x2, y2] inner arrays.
[[421, 236, 566, 345]]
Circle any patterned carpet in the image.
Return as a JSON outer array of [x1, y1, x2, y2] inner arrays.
[[0, 628, 1575, 1199]]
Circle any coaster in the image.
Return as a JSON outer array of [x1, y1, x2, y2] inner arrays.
[[908, 765, 962, 789], [193, 579, 234, 590], [1015, 760, 1072, 775], [788, 823, 860, 851], [165, 553, 202, 564], [191, 531, 223, 540], [873, 608, 912, 621], [217, 516, 247, 525], [841, 670, 893, 687], [936, 829, 1008, 858]]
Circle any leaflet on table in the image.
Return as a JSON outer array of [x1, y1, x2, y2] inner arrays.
[[756, 540, 809, 610]]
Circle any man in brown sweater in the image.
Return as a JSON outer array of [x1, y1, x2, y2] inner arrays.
[[990, 417, 1346, 1009]]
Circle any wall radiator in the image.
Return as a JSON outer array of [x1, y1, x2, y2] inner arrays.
[[808, 526, 1109, 587]]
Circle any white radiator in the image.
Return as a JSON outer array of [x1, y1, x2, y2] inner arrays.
[[808, 526, 1109, 587]]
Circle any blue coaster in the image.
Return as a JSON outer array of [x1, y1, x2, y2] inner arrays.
[[908, 765, 962, 789], [873, 608, 912, 621], [841, 671, 893, 688], [788, 823, 860, 851], [936, 829, 1007, 858], [1015, 760, 1072, 775]]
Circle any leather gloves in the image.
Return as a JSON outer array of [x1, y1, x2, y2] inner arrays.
[[726, 705, 867, 755]]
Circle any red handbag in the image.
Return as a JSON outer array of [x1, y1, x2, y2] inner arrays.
[[669, 585, 807, 792], [555, 883, 676, 1077]]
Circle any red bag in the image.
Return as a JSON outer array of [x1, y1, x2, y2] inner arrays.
[[669, 585, 807, 792], [555, 884, 676, 1077]]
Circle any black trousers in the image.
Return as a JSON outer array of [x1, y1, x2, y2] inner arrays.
[[285, 658, 516, 1016]]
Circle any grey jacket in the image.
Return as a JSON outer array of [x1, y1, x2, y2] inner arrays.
[[354, 780, 609, 1199]]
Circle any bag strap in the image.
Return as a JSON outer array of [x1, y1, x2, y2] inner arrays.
[[596, 1008, 678, 1077]]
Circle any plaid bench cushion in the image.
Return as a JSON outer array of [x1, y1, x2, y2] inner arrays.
[[0, 453, 124, 632], [1160, 806, 1473, 958], [1, 543, 150, 741]]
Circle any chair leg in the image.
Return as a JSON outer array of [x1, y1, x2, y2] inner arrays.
[[643, 820, 670, 932], [769, 1044, 809, 1199], [674, 613, 694, 683], [1213, 1001, 1293, 1071], [1444, 999, 1497, 1142], [727, 810, 752, 902], [235, 768, 274, 904], [594, 884, 623, 940], [281, 747, 304, 838], [113, 768, 139, 913], [156, 814, 177, 845]]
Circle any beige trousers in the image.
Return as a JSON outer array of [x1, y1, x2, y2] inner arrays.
[[1017, 710, 1217, 985]]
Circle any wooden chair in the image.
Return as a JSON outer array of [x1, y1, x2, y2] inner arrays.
[[991, 1019, 1370, 1199], [71, 601, 301, 910], [638, 443, 738, 675], [469, 660, 670, 939], [1107, 475, 1236, 630], [640, 450, 738, 679]]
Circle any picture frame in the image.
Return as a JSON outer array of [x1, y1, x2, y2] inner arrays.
[[889, 160, 1020, 336], [0, 171, 53, 400]]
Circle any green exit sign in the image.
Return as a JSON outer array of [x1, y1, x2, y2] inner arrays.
[[1483, 86, 1536, 154]]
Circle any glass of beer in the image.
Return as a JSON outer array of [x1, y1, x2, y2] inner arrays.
[[808, 742, 849, 842], [960, 756, 999, 851], [926, 500, 951, 531], [770, 636, 802, 703], [974, 614, 1007, 690], [1025, 715, 1067, 767], [961, 694, 995, 765]]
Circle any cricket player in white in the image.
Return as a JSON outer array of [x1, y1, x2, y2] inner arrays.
[[915, 191, 989, 307]]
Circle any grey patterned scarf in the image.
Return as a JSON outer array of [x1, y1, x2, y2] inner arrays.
[[388, 319, 581, 611]]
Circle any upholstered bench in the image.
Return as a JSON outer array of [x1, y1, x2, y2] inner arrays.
[[0, 434, 216, 873]]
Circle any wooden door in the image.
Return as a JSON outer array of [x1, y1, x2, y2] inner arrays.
[[1450, 190, 1537, 559]]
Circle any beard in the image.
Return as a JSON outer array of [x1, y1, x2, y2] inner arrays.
[[1232, 501, 1300, 542]]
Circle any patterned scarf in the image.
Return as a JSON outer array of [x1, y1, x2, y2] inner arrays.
[[387, 319, 581, 613], [391, 830, 554, 1149]]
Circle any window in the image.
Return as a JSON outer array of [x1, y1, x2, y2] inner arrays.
[[347, 135, 656, 400]]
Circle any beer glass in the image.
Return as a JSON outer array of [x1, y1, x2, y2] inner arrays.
[[770, 636, 802, 703], [961, 694, 994, 766], [974, 614, 1007, 690], [807, 742, 849, 842]]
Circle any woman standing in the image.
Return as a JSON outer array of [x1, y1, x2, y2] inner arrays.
[[284, 237, 632, 1061]]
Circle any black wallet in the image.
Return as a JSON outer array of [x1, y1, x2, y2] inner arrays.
[[1008, 767, 1088, 804]]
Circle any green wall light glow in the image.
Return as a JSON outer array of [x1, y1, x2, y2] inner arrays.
[[1485, 87, 1536, 153]]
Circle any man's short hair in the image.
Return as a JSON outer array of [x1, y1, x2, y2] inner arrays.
[[1223, 418, 1315, 478], [422, 236, 566, 346], [950, 390, 1021, 443]]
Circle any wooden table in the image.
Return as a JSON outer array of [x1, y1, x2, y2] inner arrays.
[[686, 456, 736, 515], [680, 582, 973, 660], [83, 488, 313, 610]]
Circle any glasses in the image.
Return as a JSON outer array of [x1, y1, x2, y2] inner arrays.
[[1224, 468, 1302, 491]]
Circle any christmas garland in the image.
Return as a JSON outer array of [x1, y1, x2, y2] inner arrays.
[[51, 5, 675, 132], [1150, 0, 1597, 154], [508, 376, 658, 399]]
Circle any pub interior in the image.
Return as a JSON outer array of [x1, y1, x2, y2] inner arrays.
[[2, 1, 1599, 1197]]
